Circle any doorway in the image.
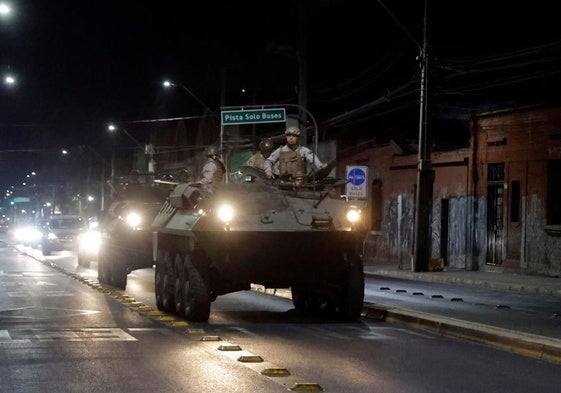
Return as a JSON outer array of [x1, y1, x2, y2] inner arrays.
[[486, 164, 504, 265]]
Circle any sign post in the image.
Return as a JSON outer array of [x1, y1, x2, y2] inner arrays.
[[345, 166, 368, 199]]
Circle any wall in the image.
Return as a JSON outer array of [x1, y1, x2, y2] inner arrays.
[[473, 105, 561, 276], [338, 105, 561, 277], [338, 141, 477, 270]]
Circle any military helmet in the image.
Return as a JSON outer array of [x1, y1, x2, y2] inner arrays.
[[205, 145, 218, 156], [259, 138, 274, 152], [285, 126, 301, 136]]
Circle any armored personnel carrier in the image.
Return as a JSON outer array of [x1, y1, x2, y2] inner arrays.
[[96, 175, 170, 289], [151, 165, 366, 322]]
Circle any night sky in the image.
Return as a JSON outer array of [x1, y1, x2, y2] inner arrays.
[[1, 1, 560, 192]]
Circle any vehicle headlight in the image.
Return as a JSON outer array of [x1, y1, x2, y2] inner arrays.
[[125, 212, 142, 229], [346, 207, 361, 223], [79, 231, 100, 253], [47, 232, 58, 240], [217, 204, 234, 223], [14, 227, 43, 242]]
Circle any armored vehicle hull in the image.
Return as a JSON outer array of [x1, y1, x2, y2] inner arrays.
[[152, 167, 366, 322], [97, 181, 169, 289]]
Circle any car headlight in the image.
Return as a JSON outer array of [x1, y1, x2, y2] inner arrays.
[[79, 231, 100, 253], [346, 207, 361, 224], [47, 232, 58, 240], [14, 227, 43, 243], [217, 204, 234, 224], [125, 212, 142, 229]]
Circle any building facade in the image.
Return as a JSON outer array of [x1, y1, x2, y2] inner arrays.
[[338, 104, 561, 277]]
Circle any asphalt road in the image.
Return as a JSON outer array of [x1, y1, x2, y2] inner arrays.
[[2, 240, 561, 392]]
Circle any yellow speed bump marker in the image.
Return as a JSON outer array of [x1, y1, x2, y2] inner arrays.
[[217, 344, 242, 351], [145, 310, 165, 316], [289, 382, 324, 391], [260, 368, 290, 377], [168, 320, 189, 327], [237, 355, 264, 363], [200, 335, 222, 341]]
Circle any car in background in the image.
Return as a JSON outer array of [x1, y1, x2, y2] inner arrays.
[[11, 218, 48, 248], [42, 215, 86, 256], [0, 217, 10, 233]]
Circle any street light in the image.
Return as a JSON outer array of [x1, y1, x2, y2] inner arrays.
[[86, 147, 106, 211], [64, 146, 106, 211], [0, 3, 11, 16], [107, 123, 143, 148], [162, 79, 215, 115], [4, 74, 15, 85], [106, 123, 154, 180]]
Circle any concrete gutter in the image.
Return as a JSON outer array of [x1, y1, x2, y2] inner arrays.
[[252, 284, 561, 365], [362, 303, 561, 365]]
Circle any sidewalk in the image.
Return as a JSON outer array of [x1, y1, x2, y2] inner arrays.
[[363, 262, 561, 298], [363, 262, 561, 364]]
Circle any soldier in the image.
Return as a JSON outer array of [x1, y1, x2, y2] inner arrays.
[[246, 138, 280, 176], [246, 138, 274, 170], [199, 146, 225, 189], [264, 126, 326, 180]]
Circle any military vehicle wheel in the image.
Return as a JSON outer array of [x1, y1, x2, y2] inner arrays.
[[108, 250, 128, 290], [182, 254, 210, 322], [155, 254, 165, 310], [291, 287, 327, 315], [333, 253, 364, 321], [77, 253, 90, 268], [97, 247, 110, 284], [173, 253, 186, 317], [155, 249, 175, 312], [100, 244, 127, 290], [42, 245, 51, 256]]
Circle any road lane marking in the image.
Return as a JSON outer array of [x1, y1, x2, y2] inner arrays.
[[0, 328, 136, 342]]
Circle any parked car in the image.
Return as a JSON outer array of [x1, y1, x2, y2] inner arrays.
[[42, 215, 86, 256]]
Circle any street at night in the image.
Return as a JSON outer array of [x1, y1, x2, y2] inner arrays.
[[1, 238, 560, 392], [1, 2, 561, 392]]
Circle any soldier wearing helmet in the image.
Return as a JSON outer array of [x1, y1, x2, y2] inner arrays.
[[199, 145, 225, 188], [245, 137, 277, 172], [264, 126, 326, 180]]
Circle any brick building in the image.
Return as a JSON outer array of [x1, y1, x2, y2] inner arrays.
[[338, 103, 561, 277]]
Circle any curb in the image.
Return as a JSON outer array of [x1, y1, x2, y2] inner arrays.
[[363, 303, 561, 365], [365, 269, 561, 299], [7, 242, 560, 365]]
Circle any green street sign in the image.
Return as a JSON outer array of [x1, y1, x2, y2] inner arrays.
[[221, 108, 286, 125]]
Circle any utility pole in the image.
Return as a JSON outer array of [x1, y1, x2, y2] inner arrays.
[[375, 0, 434, 271], [413, 0, 434, 272], [297, 1, 308, 142]]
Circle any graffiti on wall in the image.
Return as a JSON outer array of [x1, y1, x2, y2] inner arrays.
[[385, 193, 415, 268]]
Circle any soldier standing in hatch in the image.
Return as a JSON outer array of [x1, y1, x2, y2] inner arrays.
[[264, 126, 326, 180], [199, 145, 225, 190], [246, 137, 278, 173]]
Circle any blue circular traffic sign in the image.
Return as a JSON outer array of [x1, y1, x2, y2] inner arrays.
[[348, 168, 366, 186]]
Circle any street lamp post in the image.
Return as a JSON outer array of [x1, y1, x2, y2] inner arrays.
[[162, 80, 215, 115], [107, 124, 155, 196], [107, 124, 142, 147], [75, 147, 106, 211]]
